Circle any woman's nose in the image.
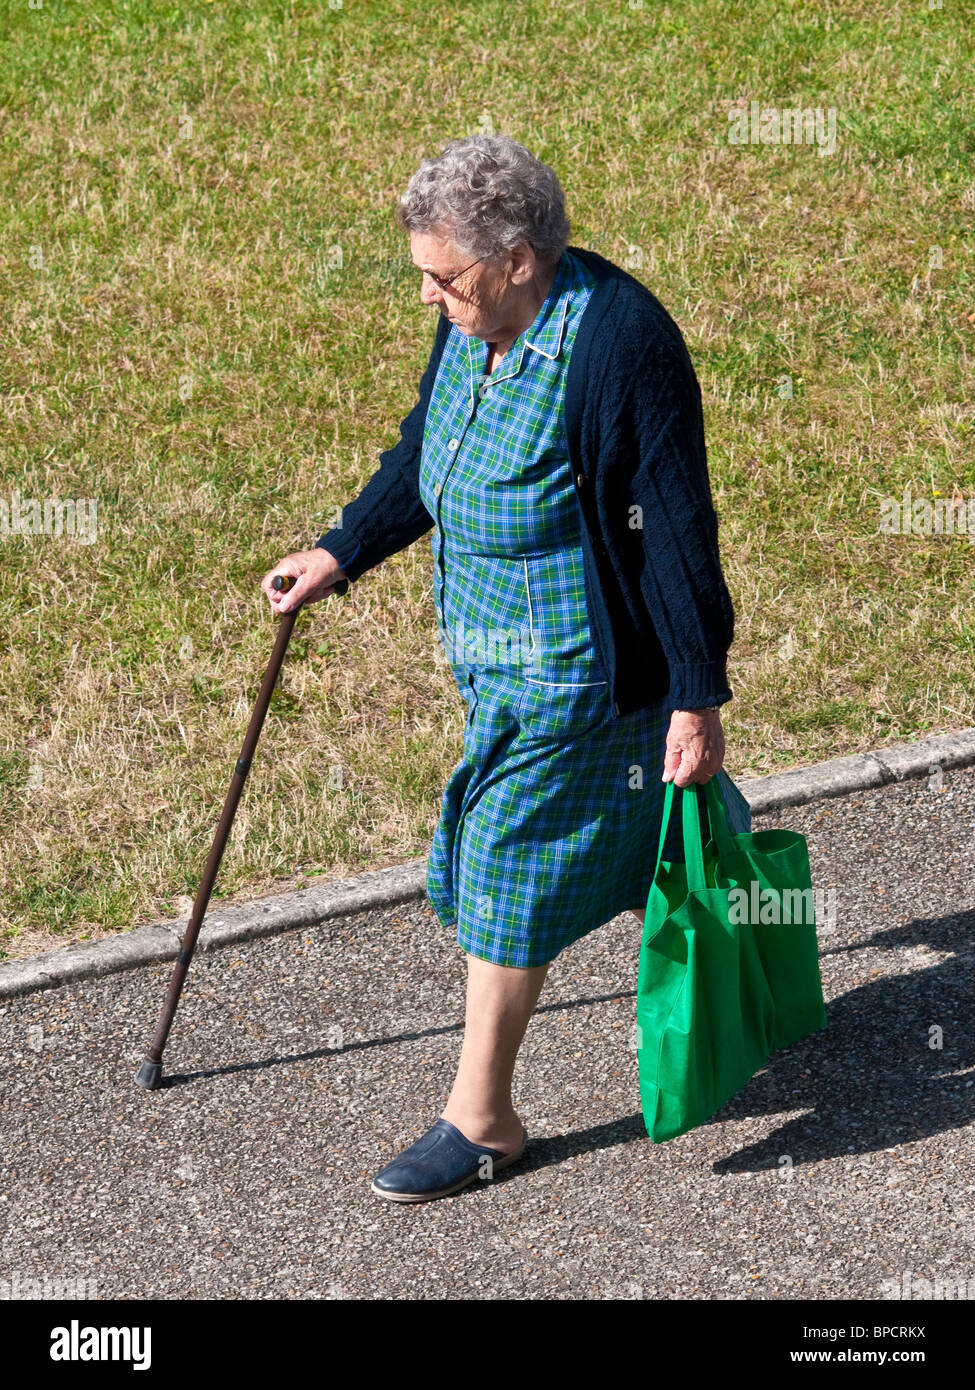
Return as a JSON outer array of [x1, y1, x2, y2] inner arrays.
[[419, 272, 444, 307]]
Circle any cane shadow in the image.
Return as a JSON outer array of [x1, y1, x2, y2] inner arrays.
[[154, 988, 637, 1089], [151, 908, 974, 1181], [709, 904, 975, 1173]]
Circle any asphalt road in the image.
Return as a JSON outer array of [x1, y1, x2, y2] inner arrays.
[[1, 766, 973, 1301]]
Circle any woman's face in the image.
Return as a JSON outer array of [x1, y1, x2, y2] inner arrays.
[[409, 229, 519, 342]]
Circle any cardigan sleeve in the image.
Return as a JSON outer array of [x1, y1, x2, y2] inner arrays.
[[314, 314, 449, 583], [617, 332, 736, 710]]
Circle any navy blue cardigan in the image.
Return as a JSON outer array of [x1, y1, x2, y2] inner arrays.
[[315, 245, 737, 715]]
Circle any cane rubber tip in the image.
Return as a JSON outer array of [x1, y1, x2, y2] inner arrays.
[[134, 1059, 162, 1091]]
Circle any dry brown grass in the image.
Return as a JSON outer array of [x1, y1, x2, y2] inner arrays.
[[1, 0, 971, 957]]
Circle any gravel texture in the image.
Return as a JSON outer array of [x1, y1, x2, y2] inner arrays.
[[1, 765, 973, 1301]]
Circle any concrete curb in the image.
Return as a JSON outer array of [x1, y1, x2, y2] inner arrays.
[[734, 727, 975, 813], [3, 727, 974, 1001]]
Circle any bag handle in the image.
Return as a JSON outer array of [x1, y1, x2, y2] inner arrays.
[[653, 780, 677, 884], [704, 777, 738, 860], [681, 784, 708, 892], [654, 780, 730, 893]]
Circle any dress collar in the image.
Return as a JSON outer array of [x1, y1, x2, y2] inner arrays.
[[463, 251, 574, 400]]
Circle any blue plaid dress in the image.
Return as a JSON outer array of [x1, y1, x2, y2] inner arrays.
[[418, 250, 751, 968]]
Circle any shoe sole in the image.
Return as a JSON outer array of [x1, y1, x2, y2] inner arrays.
[[370, 1134, 528, 1204]]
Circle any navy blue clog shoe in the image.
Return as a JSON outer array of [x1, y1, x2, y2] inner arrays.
[[371, 1118, 528, 1203]]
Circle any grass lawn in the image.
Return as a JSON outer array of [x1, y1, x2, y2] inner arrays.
[[0, 0, 972, 958]]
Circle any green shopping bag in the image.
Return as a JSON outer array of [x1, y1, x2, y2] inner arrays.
[[636, 778, 827, 1142]]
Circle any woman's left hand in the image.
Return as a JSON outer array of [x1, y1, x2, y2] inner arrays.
[[662, 709, 725, 787]]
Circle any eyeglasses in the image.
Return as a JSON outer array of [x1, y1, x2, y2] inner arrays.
[[419, 255, 486, 292]]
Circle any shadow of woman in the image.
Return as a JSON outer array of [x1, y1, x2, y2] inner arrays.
[[710, 905, 975, 1173]]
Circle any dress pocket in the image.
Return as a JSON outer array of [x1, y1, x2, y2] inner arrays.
[[516, 674, 611, 747], [522, 549, 600, 667]]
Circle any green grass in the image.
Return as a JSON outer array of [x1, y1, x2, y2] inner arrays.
[[0, 0, 972, 957]]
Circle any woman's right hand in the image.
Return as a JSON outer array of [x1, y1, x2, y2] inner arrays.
[[261, 548, 348, 614]]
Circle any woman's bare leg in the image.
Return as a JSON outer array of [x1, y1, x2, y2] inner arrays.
[[440, 953, 549, 1154]]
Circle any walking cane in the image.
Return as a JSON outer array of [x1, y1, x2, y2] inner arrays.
[[133, 572, 349, 1091]]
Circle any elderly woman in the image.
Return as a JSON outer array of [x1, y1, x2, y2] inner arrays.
[[263, 134, 751, 1202]]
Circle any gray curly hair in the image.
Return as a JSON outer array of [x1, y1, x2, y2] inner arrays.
[[396, 134, 571, 269]]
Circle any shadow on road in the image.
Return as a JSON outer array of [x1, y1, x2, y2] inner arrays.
[[150, 907, 974, 1176], [158, 989, 636, 1088], [713, 906, 975, 1172]]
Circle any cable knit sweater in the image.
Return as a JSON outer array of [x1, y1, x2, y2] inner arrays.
[[315, 244, 737, 715]]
